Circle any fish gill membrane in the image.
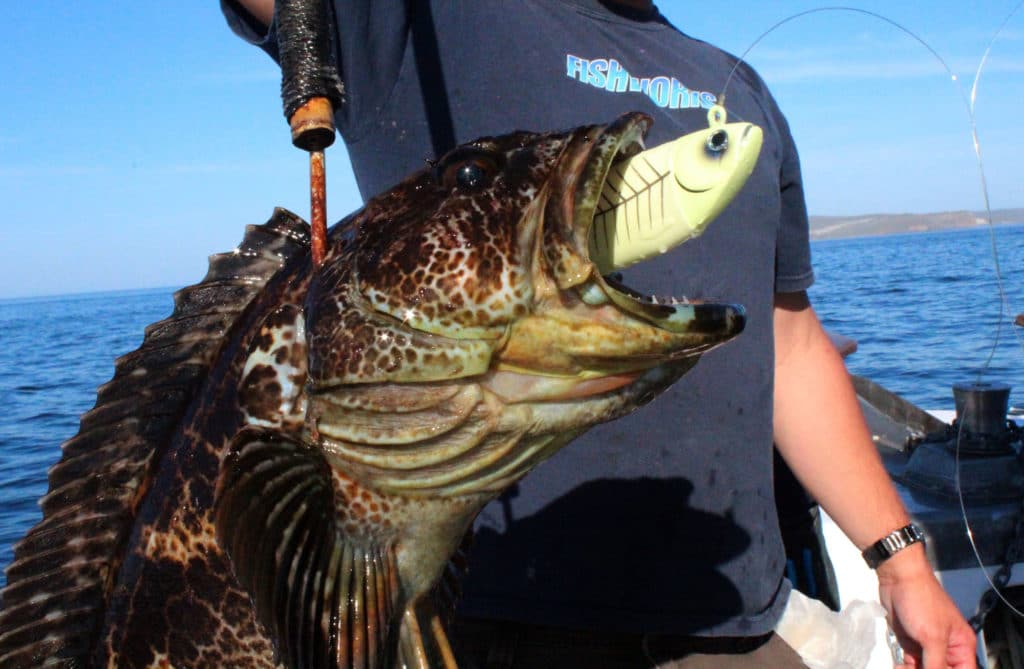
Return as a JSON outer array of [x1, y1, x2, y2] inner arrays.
[[713, 4, 1024, 667], [0, 114, 751, 669]]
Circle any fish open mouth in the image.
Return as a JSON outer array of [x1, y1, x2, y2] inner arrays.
[[565, 113, 747, 343]]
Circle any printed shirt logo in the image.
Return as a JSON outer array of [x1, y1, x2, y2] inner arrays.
[[566, 54, 717, 110]]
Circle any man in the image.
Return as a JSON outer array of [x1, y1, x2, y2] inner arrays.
[[223, 1, 976, 667]]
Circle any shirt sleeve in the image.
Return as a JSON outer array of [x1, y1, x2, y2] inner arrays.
[[220, 0, 280, 61], [771, 108, 815, 294], [723, 57, 815, 294]]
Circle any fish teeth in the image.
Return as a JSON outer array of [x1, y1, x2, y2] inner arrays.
[[659, 295, 691, 306], [637, 294, 689, 306]]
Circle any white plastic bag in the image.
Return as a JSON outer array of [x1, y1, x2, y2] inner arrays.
[[776, 590, 893, 669]]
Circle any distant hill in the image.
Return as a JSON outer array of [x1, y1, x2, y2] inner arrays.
[[809, 208, 1024, 240]]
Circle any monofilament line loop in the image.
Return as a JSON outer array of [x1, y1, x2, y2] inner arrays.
[[968, 0, 1024, 378], [958, 0, 1024, 627], [719, 4, 1024, 624]]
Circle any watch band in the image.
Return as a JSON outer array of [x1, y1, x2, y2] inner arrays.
[[862, 523, 926, 569]]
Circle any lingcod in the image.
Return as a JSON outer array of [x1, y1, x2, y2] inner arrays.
[[0, 113, 748, 668]]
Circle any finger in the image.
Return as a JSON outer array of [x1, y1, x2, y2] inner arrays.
[[947, 624, 979, 669], [921, 633, 949, 669], [899, 650, 919, 669], [894, 631, 921, 669], [895, 647, 918, 667]]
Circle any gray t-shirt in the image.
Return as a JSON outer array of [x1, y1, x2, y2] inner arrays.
[[224, 0, 814, 636]]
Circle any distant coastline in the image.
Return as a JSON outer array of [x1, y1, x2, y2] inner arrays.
[[3, 213, 1021, 301], [809, 208, 1024, 240]]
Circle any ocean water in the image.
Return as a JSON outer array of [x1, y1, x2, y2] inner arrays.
[[809, 224, 1023, 410], [0, 225, 1021, 584]]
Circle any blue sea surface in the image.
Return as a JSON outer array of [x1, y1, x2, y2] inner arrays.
[[809, 224, 1023, 410], [0, 288, 175, 586], [0, 225, 1021, 585]]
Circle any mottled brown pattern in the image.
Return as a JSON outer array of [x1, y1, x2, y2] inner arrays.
[[332, 468, 397, 536], [241, 364, 284, 412], [98, 244, 315, 668], [306, 264, 494, 385], [238, 305, 308, 431], [0, 209, 309, 669], [0, 116, 746, 669], [351, 138, 550, 336]]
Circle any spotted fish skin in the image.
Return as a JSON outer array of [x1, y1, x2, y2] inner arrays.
[[0, 114, 745, 669], [98, 267, 315, 668]]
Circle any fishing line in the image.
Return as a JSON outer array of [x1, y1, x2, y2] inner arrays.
[[719, 6, 956, 107], [956, 0, 1024, 627], [712, 0, 1024, 629], [967, 0, 1024, 377]]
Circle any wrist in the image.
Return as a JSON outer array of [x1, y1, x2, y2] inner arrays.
[[862, 522, 926, 570], [875, 541, 931, 584]]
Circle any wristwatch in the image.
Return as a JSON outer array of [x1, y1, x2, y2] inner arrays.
[[862, 523, 926, 569]]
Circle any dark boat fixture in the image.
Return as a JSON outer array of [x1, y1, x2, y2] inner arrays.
[[795, 378, 1023, 607], [900, 382, 1023, 503]]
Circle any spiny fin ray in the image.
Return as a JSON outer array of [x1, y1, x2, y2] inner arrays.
[[0, 209, 310, 667], [215, 429, 401, 669]]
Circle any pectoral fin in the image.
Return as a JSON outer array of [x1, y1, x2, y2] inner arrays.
[[215, 429, 401, 668]]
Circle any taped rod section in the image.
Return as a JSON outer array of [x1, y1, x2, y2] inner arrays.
[[276, 0, 344, 146], [276, 0, 343, 266]]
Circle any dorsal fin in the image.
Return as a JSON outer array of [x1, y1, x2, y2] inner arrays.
[[0, 209, 310, 668]]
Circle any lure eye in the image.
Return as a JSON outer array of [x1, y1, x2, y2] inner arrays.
[[436, 148, 501, 191], [705, 129, 729, 154]]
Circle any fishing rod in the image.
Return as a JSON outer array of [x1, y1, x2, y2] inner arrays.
[[275, 0, 344, 266]]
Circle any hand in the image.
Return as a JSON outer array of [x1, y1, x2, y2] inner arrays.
[[877, 546, 977, 669]]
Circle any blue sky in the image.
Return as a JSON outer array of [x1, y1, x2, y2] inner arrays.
[[1, 1, 1022, 299]]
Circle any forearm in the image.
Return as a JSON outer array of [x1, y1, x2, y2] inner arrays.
[[772, 292, 912, 553], [233, 0, 275, 29], [773, 291, 976, 666]]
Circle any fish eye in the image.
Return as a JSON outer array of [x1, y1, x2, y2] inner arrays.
[[436, 148, 501, 191], [453, 162, 488, 189]]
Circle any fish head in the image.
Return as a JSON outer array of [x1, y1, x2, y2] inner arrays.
[[224, 116, 753, 641], [305, 113, 745, 404]]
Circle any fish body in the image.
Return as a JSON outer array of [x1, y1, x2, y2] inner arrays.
[[0, 114, 746, 668]]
